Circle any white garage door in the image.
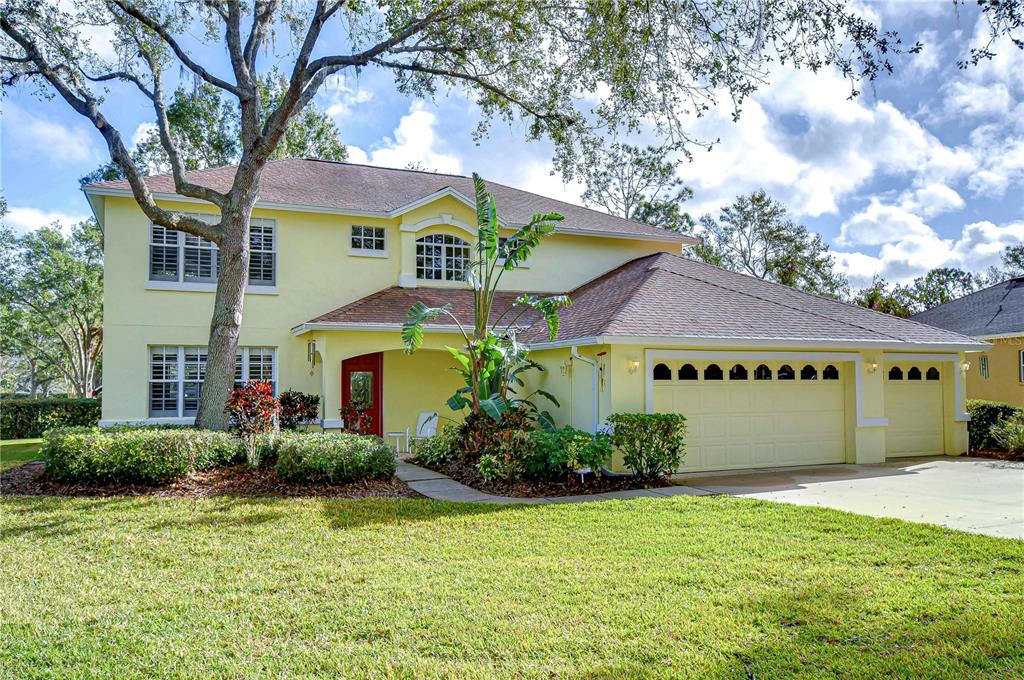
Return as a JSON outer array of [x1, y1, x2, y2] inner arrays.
[[652, 361, 847, 473], [885, 364, 945, 457]]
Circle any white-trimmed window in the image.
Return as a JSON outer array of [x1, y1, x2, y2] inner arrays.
[[416, 234, 469, 281], [148, 215, 276, 287], [350, 225, 386, 255], [149, 346, 275, 418]]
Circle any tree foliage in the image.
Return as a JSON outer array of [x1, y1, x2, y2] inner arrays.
[[581, 143, 695, 233], [696, 190, 849, 299], [0, 220, 104, 397], [852, 276, 914, 318], [0, 0, 904, 428]]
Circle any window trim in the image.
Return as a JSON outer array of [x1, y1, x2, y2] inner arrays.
[[349, 224, 388, 258], [148, 345, 277, 419], [147, 216, 277, 291], [1020, 350, 1024, 384]]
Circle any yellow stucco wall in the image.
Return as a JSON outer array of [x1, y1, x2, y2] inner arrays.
[[967, 337, 1024, 406], [99, 193, 673, 423]]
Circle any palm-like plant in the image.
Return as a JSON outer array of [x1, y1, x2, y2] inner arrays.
[[402, 174, 570, 423]]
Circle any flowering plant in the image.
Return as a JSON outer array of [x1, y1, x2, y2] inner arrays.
[[339, 404, 373, 435], [225, 380, 280, 465]]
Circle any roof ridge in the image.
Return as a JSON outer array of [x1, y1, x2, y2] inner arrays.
[[916, 276, 1021, 314]]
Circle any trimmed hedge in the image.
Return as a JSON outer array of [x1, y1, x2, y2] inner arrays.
[[43, 427, 242, 485], [1, 398, 101, 439], [276, 432, 395, 484], [967, 399, 1024, 450]]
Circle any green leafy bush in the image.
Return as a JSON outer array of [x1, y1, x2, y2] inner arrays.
[[525, 427, 612, 482], [992, 412, 1024, 453], [1, 398, 101, 439], [461, 408, 534, 481], [43, 426, 242, 485], [275, 432, 395, 484], [410, 424, 461, 467], [278, 391, 320, 430], [607, 413, 687, 481], [967, 399, 1024, 450]]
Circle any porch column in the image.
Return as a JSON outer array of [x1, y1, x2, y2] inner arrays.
[[852, 350, 887, 465]]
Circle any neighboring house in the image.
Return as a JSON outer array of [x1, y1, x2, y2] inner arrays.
[[912, 278, 1023, 407], [84, 159, 986, 473]]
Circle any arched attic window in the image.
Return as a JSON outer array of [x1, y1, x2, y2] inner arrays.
[[679, 364, 698, 380], [653, 363, 672, 381], [888, 366, 903, 380], [704, 364, 724, 380], [416, 234, 470, 281]]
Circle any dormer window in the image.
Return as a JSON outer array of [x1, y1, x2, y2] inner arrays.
[[350, 225, 386, 256], [416, 234, 469, 281]]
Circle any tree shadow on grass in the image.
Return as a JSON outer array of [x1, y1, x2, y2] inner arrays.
[[318, 496, 531, 531]]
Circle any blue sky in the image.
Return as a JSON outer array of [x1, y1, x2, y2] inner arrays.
[[1, 0, 1021, 289]]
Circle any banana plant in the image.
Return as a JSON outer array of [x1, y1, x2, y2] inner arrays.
[[402, 174, 570, 424]]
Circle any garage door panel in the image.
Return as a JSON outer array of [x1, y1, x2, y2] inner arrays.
[[885, 365, 944, 458], [655, 361, 847, 473]]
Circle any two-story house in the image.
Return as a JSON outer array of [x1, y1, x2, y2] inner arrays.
[[84, 159, 985, 473]]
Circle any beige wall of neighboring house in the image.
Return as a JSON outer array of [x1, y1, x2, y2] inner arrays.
[[968, 336, 1024, 406]]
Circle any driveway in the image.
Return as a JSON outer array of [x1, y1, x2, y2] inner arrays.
[[678, 456, 1024, 540]]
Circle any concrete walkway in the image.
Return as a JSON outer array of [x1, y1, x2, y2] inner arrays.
[[394, 460, 713, 504]]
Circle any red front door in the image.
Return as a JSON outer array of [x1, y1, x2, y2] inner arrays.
[[341, 352, 383, 436]]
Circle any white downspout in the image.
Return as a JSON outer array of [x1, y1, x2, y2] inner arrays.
[[571, 346, 599, 433]]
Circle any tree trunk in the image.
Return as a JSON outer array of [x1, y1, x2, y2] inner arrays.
[[194, 213, 251, 430]]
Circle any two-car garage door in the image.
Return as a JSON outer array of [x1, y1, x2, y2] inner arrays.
[[652, 361, 847, 473]]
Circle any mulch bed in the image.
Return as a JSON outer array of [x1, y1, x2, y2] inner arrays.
[[423, 458, 670, 498], [0, 461, 420, 499], [969, 449, 1024, 462]]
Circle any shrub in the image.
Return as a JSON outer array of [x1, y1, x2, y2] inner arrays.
[[338, 405, 374, 435], [524, 427, 612, 482], [992, 412, 1024, 453], [275, 432, 395, 484], [461, 408, 534, 481], [225, 381, 280, 466], [43, 426, 242, 485], [607, 413, 687, 481], [0, 398, 101, 439], [410, 424, 461, 467], [967, 399, 1024, 450], [278, 391, 320, 430]]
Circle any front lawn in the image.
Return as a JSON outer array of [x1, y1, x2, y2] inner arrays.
[[1, 495, 1021, 677], [0, 438, 43, 471]]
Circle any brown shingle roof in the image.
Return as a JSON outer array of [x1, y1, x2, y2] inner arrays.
[[83, 158, 694, 243], [518, 253, 988, 347], [300, 253, 986, 349], [305, 287, 546, 329]]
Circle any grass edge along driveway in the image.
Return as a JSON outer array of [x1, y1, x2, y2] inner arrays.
[[1, 493, 1021, 678]]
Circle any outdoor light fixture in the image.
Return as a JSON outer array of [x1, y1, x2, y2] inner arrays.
[[961, 361, 971, 372], [627, 359, 640, 374], [866, 361, 878, 373]]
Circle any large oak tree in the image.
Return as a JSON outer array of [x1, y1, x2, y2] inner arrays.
[[1, 0, 901, 428]]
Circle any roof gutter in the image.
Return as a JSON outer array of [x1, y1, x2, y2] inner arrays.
[[292, 321, 463, 336], [526, 335, 989, 353]]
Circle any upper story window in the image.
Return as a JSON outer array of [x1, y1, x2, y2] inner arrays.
[[350, 225, 386, 255], [148, 216, 276, 287], [416, 234, 469, 281]]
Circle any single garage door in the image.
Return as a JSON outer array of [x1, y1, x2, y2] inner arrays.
[[652, 360, 847, 473], [884, 363, 944, 457]]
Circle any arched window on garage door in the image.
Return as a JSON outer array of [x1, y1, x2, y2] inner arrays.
[[729, 364, 748, 380], [679, 364, 698, 380], [926, 367, 940, 381], [778, 364, 795, 380], [754, 364, 772, 380], [823, 365, 839, 380], [653, 363, 672, 381], [908, 366, 922, 381], [704, 363, 723, 380], [800, 364, 817, 380], [888, 366, 903, 380]]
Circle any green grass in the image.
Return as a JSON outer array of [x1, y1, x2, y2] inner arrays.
[[1, 495, 1021, 678], [0, 439, 44, 471]]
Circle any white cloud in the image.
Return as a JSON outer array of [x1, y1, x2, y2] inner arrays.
[[837, 199, 934, 247], [131, 122, 157, 147], [675, 65, 975, 219], [943, 81, 1013, 118], [321, 74, 375, 121], [349, 101, 461, 174], [3, 103, 98, 166], [3, 206, 91, 234], [898, 182, 964, 218]]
